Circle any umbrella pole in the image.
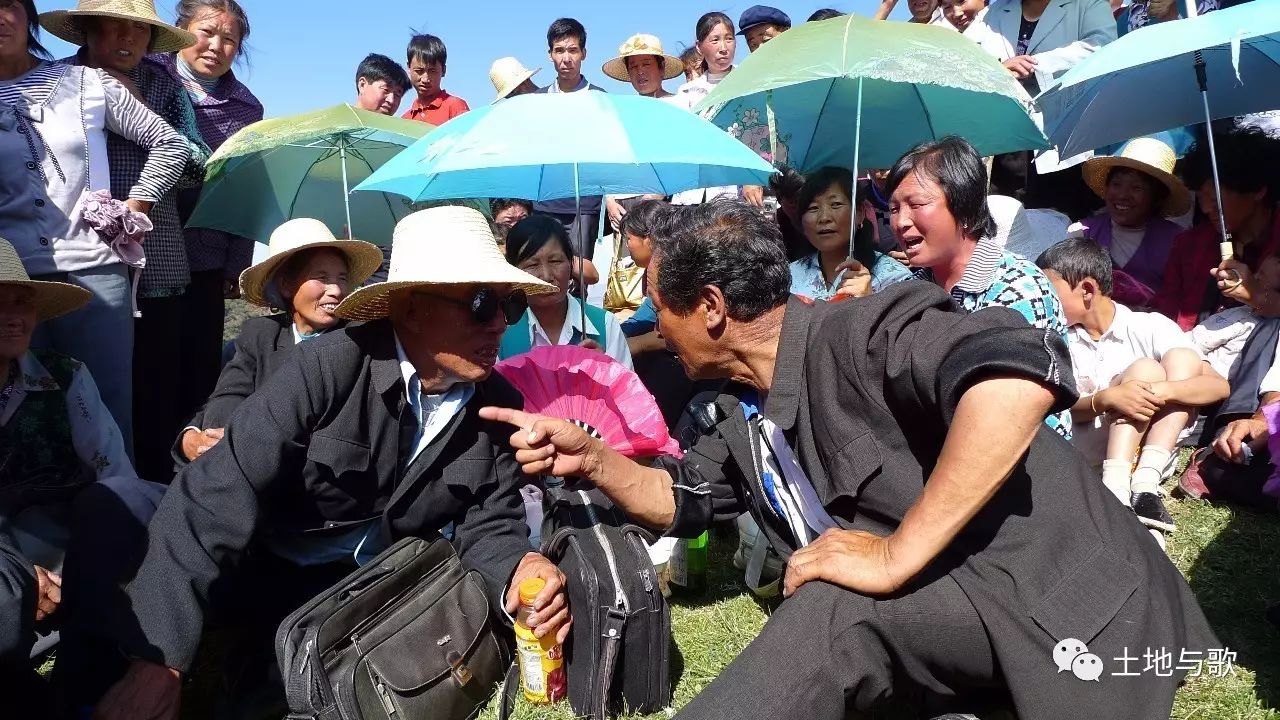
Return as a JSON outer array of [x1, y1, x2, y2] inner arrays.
[[574, 163, 587, 340], [1195, 51, 1233, 261], [339, 139, 353, 239], [849, 76, 864, 259]]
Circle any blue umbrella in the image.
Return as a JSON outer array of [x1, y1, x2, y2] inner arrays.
[[1037, 1, 1280, 256], [355, 91, 776, 203]]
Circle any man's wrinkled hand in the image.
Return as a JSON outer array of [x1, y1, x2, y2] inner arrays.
[[33, 565, 61, 622], [181, 427, 224, 461], [506, 552, 572, 645], [1213, 416, 1269, 464], [480, 407, 602, 478], [783, 528, 903, 597]]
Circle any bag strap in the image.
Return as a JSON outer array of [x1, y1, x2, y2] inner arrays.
[[592, 607, 628, 720], [497, 661, 520, 720]]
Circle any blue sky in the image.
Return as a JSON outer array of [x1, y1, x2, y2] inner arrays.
[[39, 0, 907, 117]]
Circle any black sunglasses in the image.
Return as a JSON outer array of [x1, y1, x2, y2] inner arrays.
[[434, 288, 528, 326]]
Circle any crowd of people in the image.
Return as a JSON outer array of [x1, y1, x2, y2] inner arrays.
[[0, 0, 1277, 718]]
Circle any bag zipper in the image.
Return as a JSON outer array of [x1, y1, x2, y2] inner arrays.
[[576, 490, 629, 612], [372, 670, 400, 717]]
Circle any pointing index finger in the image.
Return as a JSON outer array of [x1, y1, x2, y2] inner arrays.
[[479, 406, 536, 429]]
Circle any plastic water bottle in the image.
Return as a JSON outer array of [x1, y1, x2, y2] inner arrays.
[[514, 578, 566, 704]]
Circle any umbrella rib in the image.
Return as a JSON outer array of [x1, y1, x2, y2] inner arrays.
[[913, 83, 938, 142]]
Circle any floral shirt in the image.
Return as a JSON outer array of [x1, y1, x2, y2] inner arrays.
[[915, 238, 1074, 439], [789, 251, 913, 301], [0, 350, 138, 484]]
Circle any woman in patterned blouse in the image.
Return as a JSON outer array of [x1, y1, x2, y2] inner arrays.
[[886, 136, 1074, 439]]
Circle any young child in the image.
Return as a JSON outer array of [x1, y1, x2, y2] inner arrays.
[[1191, 254, 1280, 379], [401, 33, 469, 125], [1038, 238, 1229, 534]]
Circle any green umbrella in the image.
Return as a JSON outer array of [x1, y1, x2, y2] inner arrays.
[[187, 104, 434, 245], [693, 14, 1049, 183]]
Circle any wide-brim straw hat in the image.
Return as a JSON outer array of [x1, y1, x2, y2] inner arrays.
[[489, 57, 540, 103], [336, 206, 557, 321], [602, 34, 684, 83], [40, 0, 196, 53], [1082, 137, 1193, 219], [0, 238, 91, 322], [238, 218, 385, 309]]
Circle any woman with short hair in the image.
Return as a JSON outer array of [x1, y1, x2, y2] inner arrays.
[[500, 214, 632, 368], [176, 219, 383, 464], [886, 136, 1071, 437], [790, 166, 912, 301]]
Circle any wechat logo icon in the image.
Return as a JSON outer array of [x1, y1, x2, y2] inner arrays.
[[1053, 638, 1104, 682]]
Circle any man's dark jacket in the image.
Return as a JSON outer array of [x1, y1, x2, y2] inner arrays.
[[125, 319, 533, 671], [658, 282, 1218, 720]]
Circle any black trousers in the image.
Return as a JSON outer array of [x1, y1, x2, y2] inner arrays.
[[132, 294, 187, 484], [673, 574, 1003, 719], [177, 270, 227, 430]]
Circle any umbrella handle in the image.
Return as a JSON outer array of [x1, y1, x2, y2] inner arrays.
[[1194, 51, 1234, 260]]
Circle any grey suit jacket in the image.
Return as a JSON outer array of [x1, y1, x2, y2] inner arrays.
[[125, 319, 533, 671], [659, 282, 1217, 719]]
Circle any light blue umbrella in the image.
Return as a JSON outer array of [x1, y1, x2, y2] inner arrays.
[[1037, 1, 1280, 254], [355, 91, 775, 203]]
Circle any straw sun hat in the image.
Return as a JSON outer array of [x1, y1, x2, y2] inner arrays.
[[1082, 137, 1193, 219], [0, 238, 91, 322], [602, 34, 684, 83], [489, 57, 541, 103], [335, 206, 556, 322], [238, 219, 385, 309], [40, 0, 196, 54]]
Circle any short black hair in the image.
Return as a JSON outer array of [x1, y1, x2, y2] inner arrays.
[[769, 165, 805, 202], [490, 198, 534, 216], [796, 166, 877, 270], [808, 8, 845, 21], [547, 17, 587, 51], [650, 199, 790, 322], [490, 221, 509, 246], [619, 199, 672, 240], [355, 53, 410, 93], [1036, 238, 1114, 296], [506, 214, 575, 267], [1182, 125, 1279, 201], [406, 33, 447, 72], [678, 45, 702, 70], [884, 136, 996, 240]]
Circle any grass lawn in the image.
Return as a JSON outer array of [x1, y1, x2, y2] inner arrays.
[[161, 306, 1280, 718]]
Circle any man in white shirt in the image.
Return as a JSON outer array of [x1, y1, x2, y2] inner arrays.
[[1038, 238, 1228, 533]]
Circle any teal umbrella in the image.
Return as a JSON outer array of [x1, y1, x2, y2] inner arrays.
[[693, 14, 1049, 174], [187, 104, 434, 244]]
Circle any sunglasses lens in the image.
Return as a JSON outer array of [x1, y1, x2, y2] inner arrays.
[[502, 290, 528, 325], [469, 288, 500, 324]]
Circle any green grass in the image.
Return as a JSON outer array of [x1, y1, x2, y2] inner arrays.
[[208, 310, 1280, 718]]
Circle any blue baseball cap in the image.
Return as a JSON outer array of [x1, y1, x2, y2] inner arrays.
[[737, 5, 792, 34]]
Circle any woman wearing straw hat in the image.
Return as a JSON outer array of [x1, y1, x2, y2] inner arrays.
[[43, 0, 217, 483], [0, 236, 168, 710], [602, 33, 684, 101], [175, 218, 382, 465], [1073, 136, 1194, 296], [0, 0, 188, 454], [488, 56, 539, 103], [97, 206, 569, 720]]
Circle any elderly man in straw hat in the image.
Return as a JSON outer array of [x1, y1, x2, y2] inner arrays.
[[489, 56, 540, 103], [0, 237, 169, 709], [95, 207, 570, 720], [41, 0, 214, 484]]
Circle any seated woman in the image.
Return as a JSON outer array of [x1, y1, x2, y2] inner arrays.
[[0, 237, 165, 706], [887, 136, 1072, 437], [1073, 137, 1192, 297], [1156, 126, 1280, 330], [176, 218, 383, 463], [500, 215, 633, 368], [789, 166, 912, 300]]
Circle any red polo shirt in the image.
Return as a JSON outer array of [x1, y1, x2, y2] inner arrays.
[[401, 90, 470, 125]]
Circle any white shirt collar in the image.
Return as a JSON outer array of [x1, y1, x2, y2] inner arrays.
[[1071, 302, 1133, 346], [528, 294, 600, 346]]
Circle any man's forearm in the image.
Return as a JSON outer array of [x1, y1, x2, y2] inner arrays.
[[586, 444, 677, 530], [886, 377, 1055, 583]]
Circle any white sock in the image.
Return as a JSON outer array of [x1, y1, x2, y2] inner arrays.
[[1101, 459, 1133, 506], [1131, 446, 1174, 496]]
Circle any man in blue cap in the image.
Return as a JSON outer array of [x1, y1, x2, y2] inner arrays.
[[739, 5, 792, 52]]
